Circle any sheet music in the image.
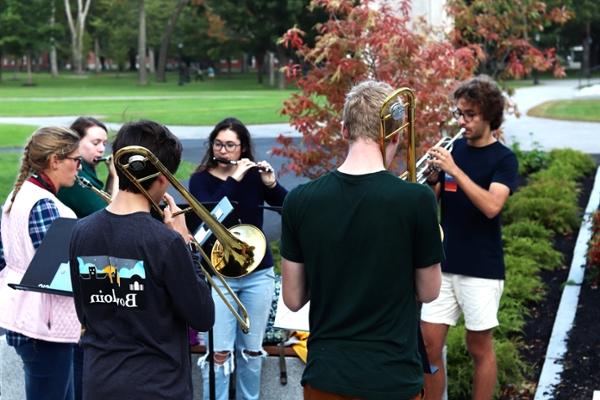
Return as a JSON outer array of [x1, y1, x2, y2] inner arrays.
[[273, 289, 310, 332], [193, 197, 234, 244]]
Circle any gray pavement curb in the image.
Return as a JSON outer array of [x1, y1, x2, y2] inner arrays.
[[534, 166, 600, 400]]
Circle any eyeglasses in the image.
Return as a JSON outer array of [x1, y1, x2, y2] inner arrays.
[[65, 156, 83, 167], [212, 140, 241, 152], [452, 108, 479, 122]]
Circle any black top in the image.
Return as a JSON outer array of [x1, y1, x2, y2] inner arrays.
[[440, 138, 518, 279], [69, 210, 214, 400], [281, 170, 444, 399], [189, 167, 288, 272]]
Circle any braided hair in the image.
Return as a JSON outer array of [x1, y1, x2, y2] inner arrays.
[[6, 126, 80, 213]]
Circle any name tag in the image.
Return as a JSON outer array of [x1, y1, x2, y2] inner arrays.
[[444, 173, 457, 192]]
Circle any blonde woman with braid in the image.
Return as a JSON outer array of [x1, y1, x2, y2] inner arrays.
[[0, 127, 81, 400]]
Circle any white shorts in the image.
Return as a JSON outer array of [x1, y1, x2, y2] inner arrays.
[[421, 273, 504, 331]]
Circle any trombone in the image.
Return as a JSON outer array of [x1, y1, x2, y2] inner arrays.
[[379, 87, 417, 181], [379, 87, 445, 240], [114, 145, 267, 334]]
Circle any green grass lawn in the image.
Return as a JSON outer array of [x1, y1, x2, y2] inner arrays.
[[0, 125, 39, 147], [527, 99, 600, 122], [0, 72, 294, 125], [0, 153, 21, 203]]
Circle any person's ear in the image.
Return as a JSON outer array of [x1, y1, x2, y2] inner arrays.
[[341, 122, 349, 140], [49, 153, 60, 170]]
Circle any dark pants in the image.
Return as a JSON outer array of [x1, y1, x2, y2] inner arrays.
[[13, 339, 75, 400], [73, 344, 84, 400]]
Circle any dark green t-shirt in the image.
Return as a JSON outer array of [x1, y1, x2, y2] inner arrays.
[[281, 170, 443, 400], [58, 161, 107, 218]]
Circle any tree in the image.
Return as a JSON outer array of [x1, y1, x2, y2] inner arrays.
[[0, 0, 54, 84], [156, 0, 189, 82], [64, 0, 93, 74], [206, 0, 308, 84], [564, 0, 600, 77], [274, 0, 480, 179], [447, 0, 572, 80], [138, 0, 147, 84]]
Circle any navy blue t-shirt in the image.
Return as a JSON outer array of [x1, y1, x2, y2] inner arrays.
[[440, 138, 518, 279]]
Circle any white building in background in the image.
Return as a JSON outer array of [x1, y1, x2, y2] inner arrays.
[[410, 0, 452, 32]]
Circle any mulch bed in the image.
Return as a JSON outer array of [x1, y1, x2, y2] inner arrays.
[[503, 163, 599, 399]]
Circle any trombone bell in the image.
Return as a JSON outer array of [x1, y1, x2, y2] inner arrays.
[[211, 224, 267, 278]]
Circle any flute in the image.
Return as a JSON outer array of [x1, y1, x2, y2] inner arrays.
[[212, 157, 273, 172], [93, 156, 112, 163]]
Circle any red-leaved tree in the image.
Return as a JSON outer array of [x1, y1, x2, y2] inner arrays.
[[274, 0, 481, 179], [447, 0, 572, 80]]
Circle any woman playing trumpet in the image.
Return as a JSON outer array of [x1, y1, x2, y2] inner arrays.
[[189, 117, 287, 400], [58, 117, 117, 217]]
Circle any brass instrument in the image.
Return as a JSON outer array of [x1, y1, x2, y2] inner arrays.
[[411, 128, 465, 184], [94, 156, 111, 163], [76, 176, 111, 203], [114, 145, 267, 333], [379, 87, 447, 240], [379, 87, 416, 181]]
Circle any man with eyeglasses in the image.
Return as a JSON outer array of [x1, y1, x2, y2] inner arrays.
[[420, 75, 518, 400]]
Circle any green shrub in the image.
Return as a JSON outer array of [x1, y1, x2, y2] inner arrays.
[[514, 178, 578, 205], [530, 163, 580, 183], [511, 141, 550, 175], [503, 237, 563, 270], [548, 148, 596, 178], [502, 220, 552, 241], [270, 240, 281, 275], [503, 196, 580, 235]]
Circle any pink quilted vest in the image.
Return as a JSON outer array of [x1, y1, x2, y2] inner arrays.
[[0, 181, 79, 343]]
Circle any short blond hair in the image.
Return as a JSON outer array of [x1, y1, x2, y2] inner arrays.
[[342, 80, 393, 142]]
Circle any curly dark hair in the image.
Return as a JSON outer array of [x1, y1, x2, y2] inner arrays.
[[453, 75, 505, 131]]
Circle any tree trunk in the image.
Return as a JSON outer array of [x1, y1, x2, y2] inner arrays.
[[64, 0, 91, 75], [0, 50, 3, 81], [148, 47, 155, 74], [94, 38, 101, 73], [255, 51, 265, 84], [156, 0, 189, 82], [26, 53, 33, 85], [138, 0, 147, 85], [276, 47, 287, 90], [268, 52, 275, 87], [583, 20, 591, 79], [50, 1, 59, 77]]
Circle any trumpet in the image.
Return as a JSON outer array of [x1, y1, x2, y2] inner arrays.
[[402, 128, 465, 184], [115, 145, 268, 333], [212, 157, 274, 173], [76, 176, 111, 203]]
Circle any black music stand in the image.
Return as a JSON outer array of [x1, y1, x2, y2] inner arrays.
[[8, 218, 76, 296]]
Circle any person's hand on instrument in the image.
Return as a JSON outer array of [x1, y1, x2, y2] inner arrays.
[[163, 192, 190, 242], [231, 158, 256, 182], [428, 147, 458, 177], [257, 161, 276, 188]]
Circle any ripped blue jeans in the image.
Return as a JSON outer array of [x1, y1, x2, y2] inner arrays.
[[199, 267, 274, 400]]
